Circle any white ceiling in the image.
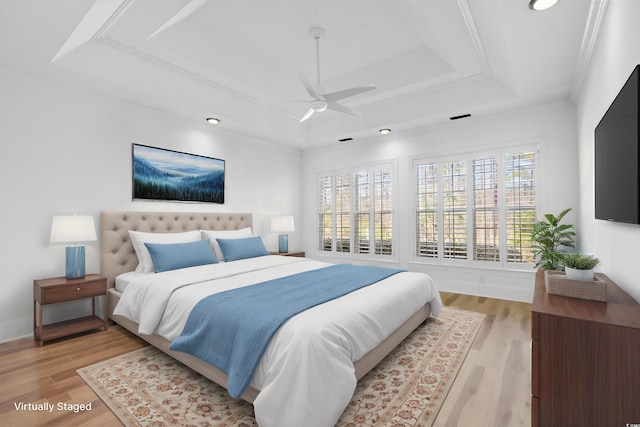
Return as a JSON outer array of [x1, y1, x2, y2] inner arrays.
[[0, 0, 606, 149]]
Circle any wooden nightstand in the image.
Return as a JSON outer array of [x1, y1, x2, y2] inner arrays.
[[269, 251, 305, 257], [33, 274, 108, 346]]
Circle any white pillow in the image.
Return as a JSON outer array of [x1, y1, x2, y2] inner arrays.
[[128, 230, 202, 272], [201, 227, 253, 261]]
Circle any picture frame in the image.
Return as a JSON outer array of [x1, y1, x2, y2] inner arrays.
[[132, 143, 225, 204]]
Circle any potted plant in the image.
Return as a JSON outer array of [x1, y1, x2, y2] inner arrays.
[[562, 253, 600, 281], [531, 208, 576, 270]]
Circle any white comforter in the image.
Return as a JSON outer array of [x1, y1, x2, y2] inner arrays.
[[114, 256, 442, 427]]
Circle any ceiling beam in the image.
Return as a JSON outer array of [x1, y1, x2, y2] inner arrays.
[[147, 0, 208, 39], [51, 0, 134, 62]]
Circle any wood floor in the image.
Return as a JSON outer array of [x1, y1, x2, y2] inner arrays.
[[433, 293, 532, 427], [0, 292, 532, 427]]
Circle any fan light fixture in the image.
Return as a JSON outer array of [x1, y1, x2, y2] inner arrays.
[[297, 27, 376, 122], [311, 100, 328, 113], [379, 128, 391, 135], [529, 0, 558, 11], [206, 117, 220, 124]]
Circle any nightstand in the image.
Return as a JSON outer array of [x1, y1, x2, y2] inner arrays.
[[33, 274, 108, 346], [269, 251, 305, 257]]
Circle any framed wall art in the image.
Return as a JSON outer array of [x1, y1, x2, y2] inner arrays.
[[132, 143, 225, 204]]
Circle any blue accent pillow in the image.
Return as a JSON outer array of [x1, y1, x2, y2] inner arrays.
[[144, 239, 218, 272], [216, 236, 269, 262]]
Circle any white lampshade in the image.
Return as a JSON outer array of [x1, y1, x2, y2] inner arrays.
[[50, 215, 97, 243], [270, 216, 295, 233]]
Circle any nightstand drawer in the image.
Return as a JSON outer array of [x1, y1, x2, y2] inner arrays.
[[39, 280, 105, 304]]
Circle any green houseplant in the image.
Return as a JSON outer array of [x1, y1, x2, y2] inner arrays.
[[531, 208, 576, 270], [562, 253, 600, 280]]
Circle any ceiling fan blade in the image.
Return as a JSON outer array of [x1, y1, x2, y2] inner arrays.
[[323, 84, 376, 103], [299, 107, 316, 123], [299, 74, 319, 99], [327, 102, 362, 117]]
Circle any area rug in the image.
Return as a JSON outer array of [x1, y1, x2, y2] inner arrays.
[[78, 307, 484, 427]]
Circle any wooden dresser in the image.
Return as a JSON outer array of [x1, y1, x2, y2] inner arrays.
[[531, 270, 640, 426]]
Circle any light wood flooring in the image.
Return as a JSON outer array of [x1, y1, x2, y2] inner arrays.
[[0, 292, 531, 427], [434, 293, 532, 427]]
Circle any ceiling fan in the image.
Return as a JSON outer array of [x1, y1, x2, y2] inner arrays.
[[297, 27, 376, 123]]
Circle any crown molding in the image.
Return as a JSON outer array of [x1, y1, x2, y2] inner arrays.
[[456, 0, 493, 77], [148, 0, 208, 39], [569, 0, 610, 102], [51, 0, 135, 62]]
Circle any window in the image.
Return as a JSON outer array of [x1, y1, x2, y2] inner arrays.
[[443, 160, 467, 259], [317, 163, 394, 257], [414, 147, 536, 268], [473, 156, 499, 261]]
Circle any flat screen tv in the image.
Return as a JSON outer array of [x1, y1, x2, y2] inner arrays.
[[594, 65, 640, 224]]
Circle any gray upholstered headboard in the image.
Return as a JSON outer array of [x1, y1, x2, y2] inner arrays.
[[100, 211, 253, 288]]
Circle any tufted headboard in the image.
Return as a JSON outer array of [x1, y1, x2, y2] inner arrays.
[[100, 211, 253, 288]]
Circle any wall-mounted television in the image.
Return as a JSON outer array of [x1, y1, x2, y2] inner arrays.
[[594, 65, 640, 224]]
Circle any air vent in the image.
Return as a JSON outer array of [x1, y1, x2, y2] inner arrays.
[[338, 137, 354, 142], [449, 113, 471, 121]]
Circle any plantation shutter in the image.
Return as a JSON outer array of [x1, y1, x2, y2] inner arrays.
[[335, 173, 351, 253], [442, 160, 467, 259], [473, 156, 499, 261], [374, 168, 393, 255], [415, 163, 438, 258], [354, 171, 370, 253], [317, 175, 333, 252], [504, 151, 536, 263], [414, 145, 536, 268], [317, 163, 394, 257]]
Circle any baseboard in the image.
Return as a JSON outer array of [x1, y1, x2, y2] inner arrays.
[[0, 316, 33, 344], [408, 263, 536, 303], [0, 298, 103, 344], [436, 279, 534, 303]]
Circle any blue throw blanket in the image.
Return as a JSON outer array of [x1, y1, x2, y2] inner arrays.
[[169, 264, 404, 398]]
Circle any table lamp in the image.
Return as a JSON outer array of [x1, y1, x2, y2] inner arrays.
[[50, 215, 97, 279], [270, 216, 295, 253]]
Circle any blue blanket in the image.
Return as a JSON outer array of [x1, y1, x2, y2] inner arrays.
[[169, 264, 404, 398]]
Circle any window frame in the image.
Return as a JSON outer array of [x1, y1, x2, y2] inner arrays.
[[316, 160, 397, 260], [411, 145, 538, 271]]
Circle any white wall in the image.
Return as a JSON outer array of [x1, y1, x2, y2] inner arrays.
[[302, 101, 579, 302], [576, 0, 640, 302], [0, 67, 303, 343]]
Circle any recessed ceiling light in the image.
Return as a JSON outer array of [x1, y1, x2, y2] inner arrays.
[[379, 128, 391, 135], [529, 0, 558, 11], [206, 117, 220, 124]]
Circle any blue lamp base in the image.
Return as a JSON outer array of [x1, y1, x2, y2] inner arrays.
[[278, 234, 289, 253], [66, 245, 86, 279]]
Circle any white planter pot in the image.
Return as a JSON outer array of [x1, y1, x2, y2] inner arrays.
[[565, 267, 595, 281]]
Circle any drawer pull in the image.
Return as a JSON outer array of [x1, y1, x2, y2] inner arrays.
[[77, 287, 80, 291]]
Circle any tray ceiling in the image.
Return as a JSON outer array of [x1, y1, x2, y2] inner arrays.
[[0, 0, 605, 148]]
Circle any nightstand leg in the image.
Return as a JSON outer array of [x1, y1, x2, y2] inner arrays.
[[38, 303, 43, 347], [103, 295, 109, 330]]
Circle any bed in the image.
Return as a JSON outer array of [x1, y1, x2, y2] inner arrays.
[[100, 211, 442, 427]]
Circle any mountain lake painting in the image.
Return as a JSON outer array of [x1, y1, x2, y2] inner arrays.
[[132, 144, 225, 203]]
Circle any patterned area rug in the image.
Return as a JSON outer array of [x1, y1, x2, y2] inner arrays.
[[78, 307, 484, 427]]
